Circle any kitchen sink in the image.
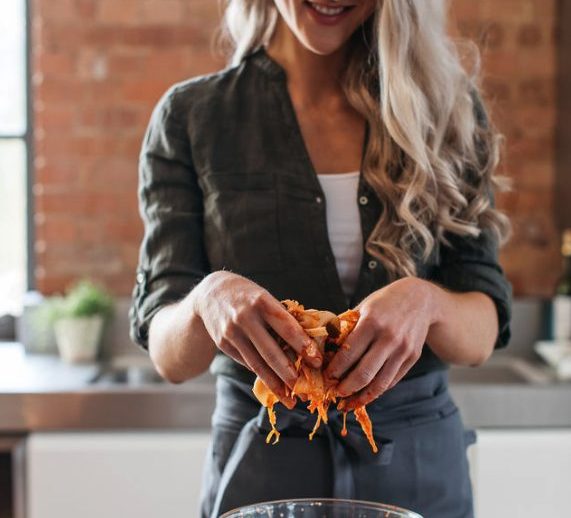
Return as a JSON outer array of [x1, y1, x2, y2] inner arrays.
[[89, 366, 165, 385], [88, 355, 166, 386], [449, 356, 552, 385], [88, 356, 217, 387]]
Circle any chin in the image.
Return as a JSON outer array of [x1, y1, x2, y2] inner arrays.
[[299, 1, 373, 55], [277, 0, 374, 56], [300, 34, 350, 56]]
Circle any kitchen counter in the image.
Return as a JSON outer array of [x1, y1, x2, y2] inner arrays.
[[1, 342, 570, 432]]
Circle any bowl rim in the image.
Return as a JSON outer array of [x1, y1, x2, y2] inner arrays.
[[219, 497, 423, 518]]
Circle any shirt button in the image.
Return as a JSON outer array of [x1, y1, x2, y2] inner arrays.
[[136, 272, 145, 284], [315, 195, 323, 204], [368, 260, 378, 270], [359, 195, 369, 206]]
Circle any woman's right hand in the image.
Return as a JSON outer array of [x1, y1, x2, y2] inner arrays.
[[192, 271, 322, 402]]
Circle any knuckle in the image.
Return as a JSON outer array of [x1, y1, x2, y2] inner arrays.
[[360, 315, 378, 331], [286, 323, 306, 347], [332, 349, 353, 369], [261, 346, 279, 366], [232, 310, 249, 328], [381, 325, 397, 342], [374, 376, 391, 394], [354, 366, 376, 387], [222, 321, 240, 341], [252, 291, 269, 311], [217, 337, 232, 352]]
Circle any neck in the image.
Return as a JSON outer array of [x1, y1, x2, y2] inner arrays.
[[266, 18, 349, 109]]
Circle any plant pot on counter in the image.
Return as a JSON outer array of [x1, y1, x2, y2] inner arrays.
[[54, 315, 104, 363]]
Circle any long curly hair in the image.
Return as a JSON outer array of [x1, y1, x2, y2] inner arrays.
[[222, 0, 512, 280]]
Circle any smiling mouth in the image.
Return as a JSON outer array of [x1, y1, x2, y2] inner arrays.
[[304, 1, 355, 17]]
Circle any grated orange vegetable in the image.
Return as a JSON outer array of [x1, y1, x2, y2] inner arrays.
[[252, 300, 379, 453]]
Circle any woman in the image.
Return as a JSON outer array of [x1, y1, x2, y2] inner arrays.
[[129, 1, 512, 516]]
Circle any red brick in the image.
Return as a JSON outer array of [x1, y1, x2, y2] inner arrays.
[[75, 0, 97, 19], [518, 24, 543, 46], [139, 0, 186, 25], [97, 0, 140, 25], [107, 50, 149, 77], [518, 77, 554, 105], [42, 217, 79, 243]]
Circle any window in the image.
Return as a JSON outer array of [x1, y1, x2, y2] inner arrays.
[[0, 0, 31, 318]]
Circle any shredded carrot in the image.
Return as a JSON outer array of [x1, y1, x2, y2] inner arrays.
[[294, 355, 303, 372], [341, 411, 348, 437], [252, 302, 379, 453], [354, 406, 378, 453], [309, 414, 322, 441], [265, 403, 280, 445]]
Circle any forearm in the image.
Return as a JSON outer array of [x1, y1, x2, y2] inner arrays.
[[424, 280, 499, 366], [148, 289, 217, 383]]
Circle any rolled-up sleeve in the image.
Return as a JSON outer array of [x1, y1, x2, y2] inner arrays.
[[431, 214, 513, 350], [129, 85, 210, 350]]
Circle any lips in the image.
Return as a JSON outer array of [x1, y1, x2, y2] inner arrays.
[[303, 1, 355, 25]]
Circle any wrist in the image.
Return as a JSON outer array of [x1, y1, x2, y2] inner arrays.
[[417, 278, 446, 328]]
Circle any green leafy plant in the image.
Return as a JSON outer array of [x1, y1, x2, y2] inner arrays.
[[37, 280, 114, 326]]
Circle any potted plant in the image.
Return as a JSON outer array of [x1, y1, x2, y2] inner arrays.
[[39, 280, 114, 363]]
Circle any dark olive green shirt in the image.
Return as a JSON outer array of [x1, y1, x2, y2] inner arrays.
[[128, 47, 512, 385]]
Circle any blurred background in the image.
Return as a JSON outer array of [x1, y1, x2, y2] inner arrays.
[[0, 1, 570, 518]]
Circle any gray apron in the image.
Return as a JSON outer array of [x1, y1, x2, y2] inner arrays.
[[200, 370, 476, 518]]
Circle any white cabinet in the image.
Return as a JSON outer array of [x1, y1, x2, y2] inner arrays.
[[471, 430, 571, 518], [26, 428, 571, 518], [26, 431, 211, 518]]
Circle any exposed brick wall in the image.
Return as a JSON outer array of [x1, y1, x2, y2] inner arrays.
[[32, 0, 560, 298]]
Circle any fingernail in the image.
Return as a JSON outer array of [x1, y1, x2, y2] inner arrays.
[[303, 340, 318, 357], [310, 357, 322, 369], [280, 395, 297, 410], [323, 372, 337, 386]]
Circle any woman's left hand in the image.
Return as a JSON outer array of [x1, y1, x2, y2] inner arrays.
[[324, 277, 438, 410]]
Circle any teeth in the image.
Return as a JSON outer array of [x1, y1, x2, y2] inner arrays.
[[310, 3, 345, 16]]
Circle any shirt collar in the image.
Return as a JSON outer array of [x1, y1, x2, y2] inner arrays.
[[246, 46, 287, 82]]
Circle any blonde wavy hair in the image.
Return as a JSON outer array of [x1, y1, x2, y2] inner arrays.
[[222, 0, 512, 280]]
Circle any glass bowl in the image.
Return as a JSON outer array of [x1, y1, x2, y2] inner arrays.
[[220, 498, 423, 518]]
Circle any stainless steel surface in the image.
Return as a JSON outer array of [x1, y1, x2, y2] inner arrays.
[[1, 341, 571, 433], [88, 361, 166, 385], [449, 356, 553, 385]]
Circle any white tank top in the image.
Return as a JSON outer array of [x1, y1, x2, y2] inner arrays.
[[316, 171, 363, 299]]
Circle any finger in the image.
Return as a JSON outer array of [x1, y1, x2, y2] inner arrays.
[[323, 320, 374, 381], [387, 355, 419, 391], [343, 355, 405, 410], [261, 297, 323, 368], [335, 339, 392, 397], [245, 319, 298, 389], [219, 341, 249, 369], [232, 332, 293, 403]]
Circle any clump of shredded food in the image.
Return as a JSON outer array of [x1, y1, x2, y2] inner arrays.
[[252, 299, 378, 453]]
